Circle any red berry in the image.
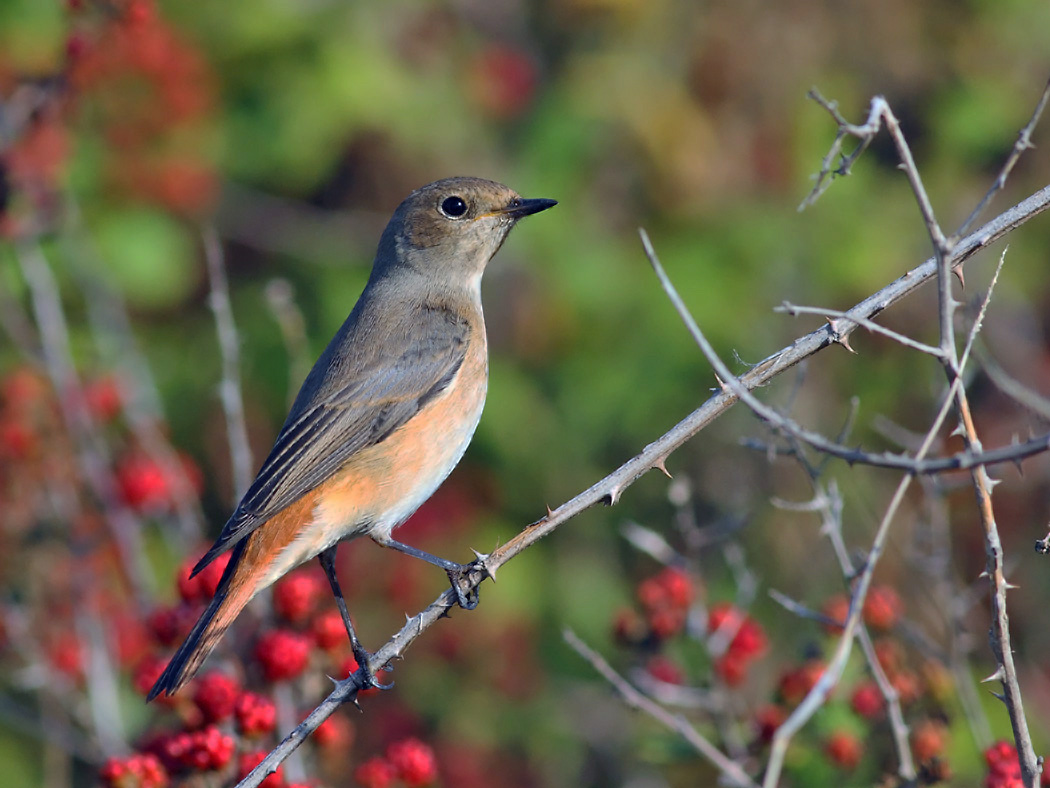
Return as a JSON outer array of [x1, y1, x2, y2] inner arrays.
[[849, 680, 884, 719], [777, 660, 826, 706], [0, 420, 36, 458], [825, 731, 863, 769], [273, 570, 323, 623], [657, 567, 694, 608], [83, 375, 122, 421], [984, 740, 1018, 769], [193, 671, 240, 723], [314, 713, 355, 749], [821, 594, 850, 634], [911, 719, 947, 762], [863, 585, 901, 631], [707, 601, 742, 634], [100, 753, 168, 788], [714, 652, 748, 686], [754, 704, 786, 743], [636, 576, 667, 612], [646, 655, 684, 685], [49, 633, 83, 682], [386, 738, 438, 787], [178, 552, 230, 604], [147, 604, 194, 647], [131, 653, 167, 697], [238, 751, 285, 788], [2, 368, 48, 408], [255, 629, 311, 682], [984, 741, 1023, 788], [174, 726, 234, 772], [355, 756, 397, 788], [873, 638, 903, 674], [647, 606, 686, 639], [235, 692, 277, 737], [117, 454, 172, 511], [611, 607, 646, 646], [123, 0, 155, 27], [890, 670, 922, 705], [312, 610, 347, 651], [468, 45, 538, 120], [729, 618, 768, 659], [195, 552, 231, 600]]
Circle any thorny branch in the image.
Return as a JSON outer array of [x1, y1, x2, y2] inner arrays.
[[562, 629, 760, 788], [240, 86, 1050, 786]]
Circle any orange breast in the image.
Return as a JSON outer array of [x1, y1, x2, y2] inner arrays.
[[259, 331, 489, 587]]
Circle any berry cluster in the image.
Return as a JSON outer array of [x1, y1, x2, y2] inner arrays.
[[66, 0, 217, 216], [354, 738, 438, 788], [613, 565, 769, 698], [612, 562, 978, 783], [983, 741, 1050, 788]]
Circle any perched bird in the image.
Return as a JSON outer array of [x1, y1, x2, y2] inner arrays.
[[148, 177, 556, 699]]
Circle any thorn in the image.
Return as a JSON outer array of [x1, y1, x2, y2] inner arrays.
[[952, 266, 965, 288], [713, 373, 728, 393], [827, 319, 856, 353], [950, 421, 967, 438], [605, 486, 622, 506], [1003, 580, 1019, 591], [984, 475, 1002, 491], [979, 570, 990, 579], [653, 456, 673, 479], [989, 690, 1007, 704], [981, 667, 1005, 683], [472, 550, 497, 582]]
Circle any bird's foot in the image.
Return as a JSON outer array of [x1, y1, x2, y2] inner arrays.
[[446, 555, 493, 610], [348, 645, 394, 692]]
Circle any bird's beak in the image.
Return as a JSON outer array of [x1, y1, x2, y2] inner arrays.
[[495, 197, 558, 219]]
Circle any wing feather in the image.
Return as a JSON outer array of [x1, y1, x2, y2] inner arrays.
[[192, 304, 469, 576]]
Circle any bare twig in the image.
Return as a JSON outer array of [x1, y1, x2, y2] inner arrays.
[[953, 74, 1050, 242], [776, 301, 944, 357], [202, 224, 254, 501], [563, 629, 759, 788], [977, 348, 1050, 422]]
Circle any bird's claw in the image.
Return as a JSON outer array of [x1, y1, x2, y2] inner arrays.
[[348, 649, 394, 692], [446, 562, 481, 610]]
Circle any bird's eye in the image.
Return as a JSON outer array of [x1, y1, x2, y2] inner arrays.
[[439, 195, 468, 218]]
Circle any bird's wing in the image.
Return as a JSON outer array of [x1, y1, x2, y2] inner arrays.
[[192, 306, 470, 575]]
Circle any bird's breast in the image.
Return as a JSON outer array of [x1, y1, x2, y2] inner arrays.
[[311, 332, 489, 543]]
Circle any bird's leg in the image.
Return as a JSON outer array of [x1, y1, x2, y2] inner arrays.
[[370, 535, 480, 610], [317, 546, 392, 691]]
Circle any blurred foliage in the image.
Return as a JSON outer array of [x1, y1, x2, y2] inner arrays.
[[2, 0, 1050, 787]]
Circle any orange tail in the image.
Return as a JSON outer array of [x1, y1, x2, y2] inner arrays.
[[148, 540, 256, 700]]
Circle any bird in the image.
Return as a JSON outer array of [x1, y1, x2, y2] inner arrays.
[[148, 177, 556, 699]]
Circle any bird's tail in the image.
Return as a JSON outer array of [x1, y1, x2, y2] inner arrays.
[[147, 539, 255, 700]]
